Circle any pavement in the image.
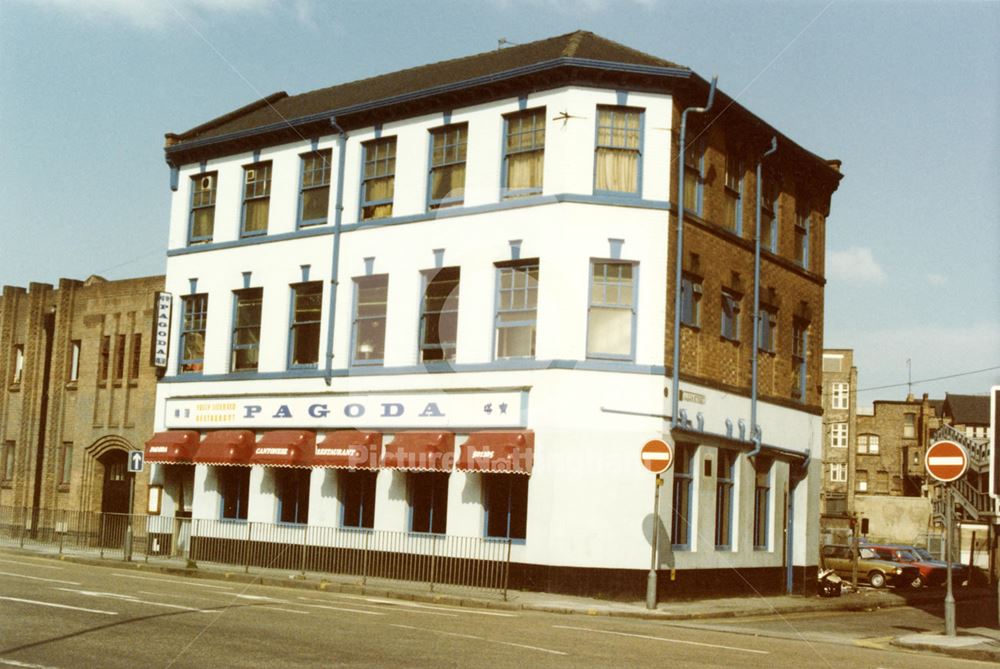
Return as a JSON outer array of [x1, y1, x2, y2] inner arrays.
[[5, 543, 999, 663]]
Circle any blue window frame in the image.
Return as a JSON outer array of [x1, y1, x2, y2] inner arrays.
[[298, 149, 332, 227], [276, 468, 310, 524], [241, 161, 272, 237], [428, 124, 467, 210], [502, 108, 545, 198], [671, 444, 694, 549], [724, 154, 743, 233], [178, 293, 208, 374], [680, 274, 701, 327], [189, 172, 217, 244], [483, 474, 528, 540], [761, 177, 778, 253], [795, 206, 810, 269], [793, 320, 808, 401], [721, 291, 740, 341], [758, 304, 777, 353], [715, 450, 736, 549], [409, 471, 449, 534], [289, 282, 322, 368], [219, 467, 250, 520], [495, 262, 538, 359], [594, 105, 642, 195], [231, 288, 263, 372], [586, 260, 636, 360], [361, 137, 396, 220], [352, 275, 388, 366], [753, 457, 772, 549], [683, 138, 704, 216], [340, 470, 377, 528], [420, 267, 460, 363]]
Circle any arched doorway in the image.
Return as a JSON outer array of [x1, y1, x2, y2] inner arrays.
[[98, 449, 131, 548]]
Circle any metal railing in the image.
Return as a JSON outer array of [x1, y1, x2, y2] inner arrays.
[[0, 506, 511, 597]]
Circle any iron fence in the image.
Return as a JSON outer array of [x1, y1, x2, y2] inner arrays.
[[0, 506, 510, 597]]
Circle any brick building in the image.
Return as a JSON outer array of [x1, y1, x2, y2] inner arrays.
[[819, 349, 856, 519], [0, 275, 163, 519]]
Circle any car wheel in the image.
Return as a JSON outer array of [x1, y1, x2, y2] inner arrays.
[[868, 571, 886, 588]]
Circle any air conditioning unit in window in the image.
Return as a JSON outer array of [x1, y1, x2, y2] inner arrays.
[[200, 175, 214, 190], [245, 169, 256, 183]]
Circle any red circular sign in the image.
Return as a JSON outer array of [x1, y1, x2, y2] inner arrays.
[[640, 439, 673, 474], [925, 440, 968, 482]]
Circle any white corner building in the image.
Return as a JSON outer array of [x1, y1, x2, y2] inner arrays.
[[148, 31, 842, 599]]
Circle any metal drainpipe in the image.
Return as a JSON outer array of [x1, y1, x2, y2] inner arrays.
[[671, 77, 717, 429], [748, 137, 777, 458], [324, 118, 348, 386]]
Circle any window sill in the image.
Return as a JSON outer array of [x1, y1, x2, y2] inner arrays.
[[57, 484, 70, 493], [680, 322, 700, 331], [298, 219, 328, 228], [7, 384, 20, 392], [720, 335, 740, 346], [670, 544, 690, 552], [65, 381, 78, 391], [0, 481, 12, 489]]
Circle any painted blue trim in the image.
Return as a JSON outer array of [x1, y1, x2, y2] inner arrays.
[[252, 149, 261, 163], [508, 240, 522, 260], [300, 265, 310, 282], [242, 272, 252, 289], [199, 161, 208, 172], [165, 57, 692, 157], [608, 238, 623, 259], [188, 278, 197, 295], [517, 95, 527, 111], [373, 123, 382, 140], [442, 111, 452, 126], [363, 257, 375, 276], [169, 165, 179, 192], [167, 193, 673, 256], [433, 249, 444, 269], [615, 90, 628, 106], [310, 138, 319, 152], [157, 357, 666, 383]]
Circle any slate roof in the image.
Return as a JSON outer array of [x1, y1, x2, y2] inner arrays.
[[167, 31, 687, 146], [943, 393, 990, 425]]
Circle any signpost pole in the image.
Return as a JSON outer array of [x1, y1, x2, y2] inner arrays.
[[646, 473, 661, 610], [944, 483, 956, 636], [124, 471, 134, 562]]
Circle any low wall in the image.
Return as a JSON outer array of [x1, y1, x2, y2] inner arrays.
[[855, 495, 932, 545]]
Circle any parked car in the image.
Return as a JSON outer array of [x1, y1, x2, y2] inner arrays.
[[821, 544, 921, 588], [905, 545, 970, 586], [865, 544, 947, 587]]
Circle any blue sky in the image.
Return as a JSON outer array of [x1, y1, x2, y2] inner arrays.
[[1, 0, 997, 404]]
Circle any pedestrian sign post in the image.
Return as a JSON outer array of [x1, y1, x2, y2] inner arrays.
[[926, 439, 969, 638], [642, 438, 673, 611], [127, 450, 144, 473]]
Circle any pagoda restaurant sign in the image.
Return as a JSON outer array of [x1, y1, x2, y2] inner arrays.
[[164, 391, 526, 429]]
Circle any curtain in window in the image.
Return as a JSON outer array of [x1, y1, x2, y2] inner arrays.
[[586, 307, 631, 356], [244, 199, 269, 233], [506, 150, 543, 192], [595, 148, 638, 193], [363, 176, 394, 219], [430, 164, 465, 203]]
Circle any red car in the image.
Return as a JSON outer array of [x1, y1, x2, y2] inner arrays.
[[866, 544, 959, 587]]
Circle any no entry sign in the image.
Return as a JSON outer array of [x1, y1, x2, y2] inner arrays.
[[925, 440, 968, 483], [640, 439, 673, 474]]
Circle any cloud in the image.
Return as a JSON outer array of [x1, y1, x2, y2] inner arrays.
[[826, 246, 887, 283], [491, 0, 658, 12], [16, 0, 281, 30]]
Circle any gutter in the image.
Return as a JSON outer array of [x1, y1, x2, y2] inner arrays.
[[324, 119, 348, 386], [748, 137, 777, 459], [670, 76, 716, 430]]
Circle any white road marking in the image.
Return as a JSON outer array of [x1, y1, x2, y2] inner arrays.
[[263, 607, 310, 615], [0, 595, 116, 616], [53, 588, 212, 613], [111, 573, 233, 589], [0, 559, 64, 570], [295, 600, 385, 616], [315, 595, 457, 617], [390, 622, 567, 656], [0, 657, 62, 668], [328, 593, 517, 617], [552, 625, 769, 655], [0, 571, 80, 585]]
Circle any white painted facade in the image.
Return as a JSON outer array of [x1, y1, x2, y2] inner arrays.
[[152, 83, 819, 586]]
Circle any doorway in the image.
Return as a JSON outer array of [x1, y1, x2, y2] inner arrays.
[[99, 450, 131, 547]]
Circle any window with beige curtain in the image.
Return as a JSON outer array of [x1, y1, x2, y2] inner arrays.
[[241, 161, 272, 236], [587, 260, 636, 359], [429, 124, 467, 209], [362, 137, 396, 219], [504, 108, 545, 197], [594, 106, 641, 194]]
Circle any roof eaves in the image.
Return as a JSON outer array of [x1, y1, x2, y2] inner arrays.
[[165, 57, 691, 158]]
